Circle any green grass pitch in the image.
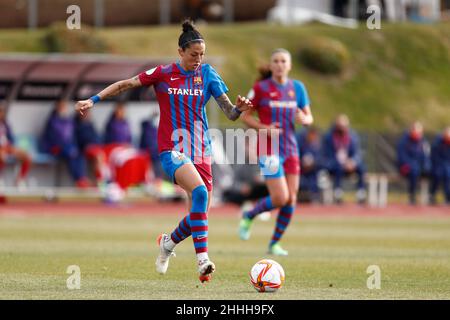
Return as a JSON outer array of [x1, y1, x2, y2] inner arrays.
[[1, 208, 449, 299]]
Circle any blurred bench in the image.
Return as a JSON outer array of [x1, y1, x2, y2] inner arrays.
[[317, 171, 430, 206], [366, 173, 429, 207], [9, 134, 65, 187]]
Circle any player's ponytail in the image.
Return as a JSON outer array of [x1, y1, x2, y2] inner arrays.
[[182, 20, 195, 33], [178, 19, 204, 50], [258, 48, 292, 80], [258, 64, 272, 80]]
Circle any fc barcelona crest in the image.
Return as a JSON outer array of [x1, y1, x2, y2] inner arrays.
[[194, 77, 202, 85], [288, 90, 295, 98]]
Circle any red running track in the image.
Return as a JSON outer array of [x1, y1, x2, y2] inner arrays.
[[0, 201, 449, 217]]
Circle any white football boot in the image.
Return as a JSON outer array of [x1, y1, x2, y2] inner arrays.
[[198, 259, 216, 283], [155, 233, 176, 275]]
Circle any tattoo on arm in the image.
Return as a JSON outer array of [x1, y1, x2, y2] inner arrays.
[[116, 83, 131, 94], [216, 94, 240, 121], [101, 78, 139, 100]]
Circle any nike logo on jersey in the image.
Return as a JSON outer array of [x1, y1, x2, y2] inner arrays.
[[170, 77, 180, 81], [145, 68, 156, 75], [168, 88, 203, 96], [270, 92, 278, 97]]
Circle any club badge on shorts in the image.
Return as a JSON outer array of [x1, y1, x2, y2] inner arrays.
[[171, 150, 186, 165]]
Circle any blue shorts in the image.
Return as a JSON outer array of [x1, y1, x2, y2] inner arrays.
[[160, 150, 214, 191], [160, 150, 192, 183], [258, 155, 300, 179]]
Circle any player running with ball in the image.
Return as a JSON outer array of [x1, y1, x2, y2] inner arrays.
[[239, 49, 314, 256], [75, 20, 253, 282]]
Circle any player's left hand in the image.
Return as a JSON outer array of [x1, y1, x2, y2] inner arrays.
[[297, 109, 314, 126], [236, 95, 253, 112], [75, 99, 94, 116]]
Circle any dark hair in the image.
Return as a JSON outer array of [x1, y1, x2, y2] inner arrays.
[[258, 64, 272, 80], [178, 19, 204, 50]]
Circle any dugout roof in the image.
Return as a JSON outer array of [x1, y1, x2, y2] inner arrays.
[[0, 54, 167, 102], [0, 59, 37, 81]]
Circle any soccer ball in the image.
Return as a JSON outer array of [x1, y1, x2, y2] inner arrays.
[[250, 259, 285, 293]]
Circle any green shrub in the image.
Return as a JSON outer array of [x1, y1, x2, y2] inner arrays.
[[298, 37, 350, 74], [43, 22, 112, 53]]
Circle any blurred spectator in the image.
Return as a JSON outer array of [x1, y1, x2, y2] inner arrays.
[[140, 113, 164, 180], [332, 0, 349, 17], [104, 103, 132, 145], [396, 122, 430, 205], [39, 100, 90, 188], [222, 141, 268, 206], [74, 109, 109, 185], [74, 109, 100, 153], [101, 103, 152, 197], [429, 127, 450, 205], [297, 126, 322, 203], [322, 114, 366, 204], [0, 103, 31, 187]]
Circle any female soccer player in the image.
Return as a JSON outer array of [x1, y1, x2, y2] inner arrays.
[[238, 48, 314, 256], [75, 20, 252, 282]]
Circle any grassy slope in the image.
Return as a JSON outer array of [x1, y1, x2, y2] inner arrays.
[[0, 213, 449, 299], [0, 22, 449, 131]]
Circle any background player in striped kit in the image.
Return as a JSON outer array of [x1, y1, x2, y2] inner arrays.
[[75, 20, 252, 282], [239, 49, 314, 256]]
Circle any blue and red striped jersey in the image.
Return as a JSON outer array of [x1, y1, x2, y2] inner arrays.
[[248, 78, 310, 158], [139, 63, 228, 162]]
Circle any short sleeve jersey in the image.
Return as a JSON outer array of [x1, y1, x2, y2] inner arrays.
[[139, 63, 228, 161], [248, 78, 310, 158]]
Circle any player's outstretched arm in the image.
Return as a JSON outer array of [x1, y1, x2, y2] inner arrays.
[[75, 76, 142, 115], [215, 94, 253, 121]]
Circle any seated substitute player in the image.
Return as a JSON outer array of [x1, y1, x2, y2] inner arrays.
[[74, 109, 108, 185], [39, 100, 91, 188], [322, 114, 367, 204], [396, 122, 430, 205], [0, 102, 31, 187], [238, 48, 314, 256], [104, 102, 133, 145], [429, 127, 449, 205], [75, 19, 253, 282], [296, 126, 322, 203]]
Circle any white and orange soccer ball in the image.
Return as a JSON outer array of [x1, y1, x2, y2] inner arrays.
[[250, 259, 285, 293]]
